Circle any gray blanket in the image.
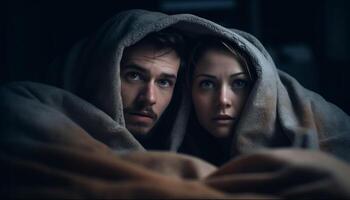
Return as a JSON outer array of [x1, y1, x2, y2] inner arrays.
[[1, 9, 350, 198], [42, 9, 350, 159]]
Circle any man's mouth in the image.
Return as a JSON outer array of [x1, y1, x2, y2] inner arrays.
[[125, 110, 157, 124], [129, 111, 154, 119]]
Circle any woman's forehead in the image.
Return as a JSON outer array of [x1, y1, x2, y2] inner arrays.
[[194, 50, 244, 74]]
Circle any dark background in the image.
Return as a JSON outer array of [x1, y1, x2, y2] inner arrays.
[[1, 0, 349, 114]]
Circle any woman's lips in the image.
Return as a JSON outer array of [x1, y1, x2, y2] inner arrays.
[[212, 115, 235, 125], [213, 114, 234, 120]]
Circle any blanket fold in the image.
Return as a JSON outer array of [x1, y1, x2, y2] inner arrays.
[[1, 9, 350, 198]]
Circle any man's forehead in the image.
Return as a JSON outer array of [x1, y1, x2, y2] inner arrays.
[[125, 42, 177, 58], [122, 43, 180, 74]]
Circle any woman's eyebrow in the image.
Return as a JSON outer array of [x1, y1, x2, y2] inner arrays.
[[194, 74, 216, 79], [230, 72, 247, 78]]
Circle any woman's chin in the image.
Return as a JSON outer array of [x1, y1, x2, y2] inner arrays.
[[209, 127, 232, 138]]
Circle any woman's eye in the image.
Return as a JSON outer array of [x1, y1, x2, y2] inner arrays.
[[232, 79, 248, 89], [125, 72, 141, 81], [199, 80, 215, 89], [157, 79, 173, 88]]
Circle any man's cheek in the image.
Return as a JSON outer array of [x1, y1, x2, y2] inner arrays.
[[121, 84, 136, 107], [160, 96, 173, 114]]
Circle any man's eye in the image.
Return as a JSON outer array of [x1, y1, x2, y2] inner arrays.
[[199, 80, 215, 89], [157, 79, 173, 88], [232, 79, 248, 89], [125, 72, 141, 81]]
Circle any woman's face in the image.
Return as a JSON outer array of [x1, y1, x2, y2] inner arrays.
[[192, 49, 252, 138]]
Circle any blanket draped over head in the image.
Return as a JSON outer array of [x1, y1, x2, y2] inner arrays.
[[1, 9, 350, 198]]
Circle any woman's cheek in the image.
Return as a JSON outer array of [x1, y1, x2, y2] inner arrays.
[[194, 93, 213, 115]]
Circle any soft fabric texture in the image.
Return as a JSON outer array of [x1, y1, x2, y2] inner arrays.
[[44, 9, 350, 159], [1, 9, 350, 198], [0, 81, 275, 199]]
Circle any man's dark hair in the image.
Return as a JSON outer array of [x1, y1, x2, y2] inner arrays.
[[121, 27, 187, 74], [137, 27, 186, 61]]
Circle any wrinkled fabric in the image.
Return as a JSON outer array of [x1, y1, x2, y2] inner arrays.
[[1, 9, 350, 198], [43, 9, 350, 157], [0, 82, 211, 197]]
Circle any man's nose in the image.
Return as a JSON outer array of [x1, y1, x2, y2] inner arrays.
[[217, 85, 232, 109], [140, 83, 156, 105]]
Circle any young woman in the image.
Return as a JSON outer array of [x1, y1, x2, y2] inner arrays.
[[180, 37, 256, 165], [180, 34, 350, 166]]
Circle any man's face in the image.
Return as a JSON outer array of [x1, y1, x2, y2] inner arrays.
[[121, 43, 180, 136]]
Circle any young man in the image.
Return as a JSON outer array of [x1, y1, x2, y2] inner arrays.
[[120, 29, 186, 138]]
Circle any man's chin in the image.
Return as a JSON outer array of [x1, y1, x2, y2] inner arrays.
[[126, 124, 152, 137]]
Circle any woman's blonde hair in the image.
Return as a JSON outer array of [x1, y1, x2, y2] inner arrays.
[[187, 36, 254, 88]]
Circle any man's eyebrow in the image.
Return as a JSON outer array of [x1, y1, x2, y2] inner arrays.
[[122, 64, 177, 80], [160, 73, 177, 80], [121, 64, 148, 73]]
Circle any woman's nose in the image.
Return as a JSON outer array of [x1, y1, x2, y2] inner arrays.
[[217, 85, 232, 108]]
